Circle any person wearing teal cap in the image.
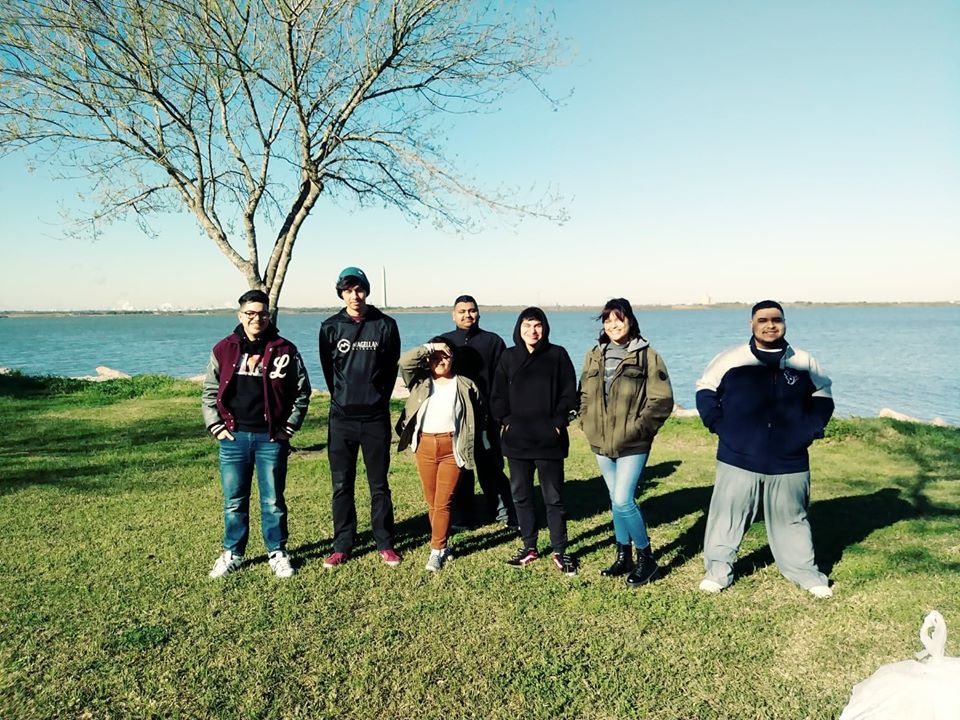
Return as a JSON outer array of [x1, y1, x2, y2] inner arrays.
[[318, 266, 402, 568]]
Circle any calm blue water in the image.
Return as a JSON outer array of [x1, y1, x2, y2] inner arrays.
[[2, 307, 958, 424]]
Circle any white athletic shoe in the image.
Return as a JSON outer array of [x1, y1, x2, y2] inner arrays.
[[425, 551, 444, 573], [209, 550, 243, 578], [698, 579, 724, 594], [807, 585, 833, 599], [268, 550, 295, 578]]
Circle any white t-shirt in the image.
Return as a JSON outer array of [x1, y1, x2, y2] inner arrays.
[[420, 379, 457, 433]]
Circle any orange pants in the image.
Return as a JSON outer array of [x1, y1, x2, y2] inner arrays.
[[415, 432, 462, 550]]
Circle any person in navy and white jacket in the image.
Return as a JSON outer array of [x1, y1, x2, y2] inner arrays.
[[695, 300, 835, 598], [202, 290, 311, 579]]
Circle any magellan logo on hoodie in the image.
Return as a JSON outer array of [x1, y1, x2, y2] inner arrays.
[[337, 338, 379, 354]]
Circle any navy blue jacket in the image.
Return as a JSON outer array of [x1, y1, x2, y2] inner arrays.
[[695, 338, 834, 474]]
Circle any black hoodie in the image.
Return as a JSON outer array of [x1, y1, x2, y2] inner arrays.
[[319, 306, 401, 420], [490, 307, 578, 460]]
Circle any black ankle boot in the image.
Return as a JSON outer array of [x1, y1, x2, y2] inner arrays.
[[625, 544, 659, 587], [600, 543, 634, 577]]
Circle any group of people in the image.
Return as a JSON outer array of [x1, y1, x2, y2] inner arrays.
[[201, 266, 836, 598]]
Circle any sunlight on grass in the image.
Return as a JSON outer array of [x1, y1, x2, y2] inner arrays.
[[1, 375, 958, 718]]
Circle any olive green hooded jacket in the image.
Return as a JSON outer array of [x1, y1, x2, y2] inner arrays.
[[578, 338, 674, 458]]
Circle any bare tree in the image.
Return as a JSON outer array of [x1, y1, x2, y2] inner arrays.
[[0, 0, 562, 308]]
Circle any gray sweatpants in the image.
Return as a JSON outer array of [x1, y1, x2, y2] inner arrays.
[[702, 461, 828, 590]]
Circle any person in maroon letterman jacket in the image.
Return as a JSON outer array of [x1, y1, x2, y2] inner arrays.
[[201, 290, 311, 579]]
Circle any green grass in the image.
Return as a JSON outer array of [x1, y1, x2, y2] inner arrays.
[[1, 373, 958, 719]]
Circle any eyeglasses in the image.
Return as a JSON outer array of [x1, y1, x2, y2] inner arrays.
[[241, 311, 270, 319]]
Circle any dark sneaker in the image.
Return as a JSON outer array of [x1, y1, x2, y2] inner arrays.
[[506, 547, 539, 567], [322, 551, 350, 570], [553, 552, 578, 576], [379, 548, 402, 567]]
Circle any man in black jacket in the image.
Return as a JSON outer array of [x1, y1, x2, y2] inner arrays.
[[319, 267, 402, 569], [491, 307, 579, 575], [442, 295, 516, 528]]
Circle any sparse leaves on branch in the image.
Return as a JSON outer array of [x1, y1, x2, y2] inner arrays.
[[0, 0, 563, 307]]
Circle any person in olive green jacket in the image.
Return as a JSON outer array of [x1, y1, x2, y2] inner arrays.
[[579, 298, 674, 586]]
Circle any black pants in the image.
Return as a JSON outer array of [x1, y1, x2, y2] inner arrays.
[[452, 423, 515, 526], [328, 415, 395, 552], [507, 457, 567, 553]]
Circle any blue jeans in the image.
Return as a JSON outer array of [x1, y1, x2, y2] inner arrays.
[[595, 452, 650, 548], [219, 431, 289, 555]]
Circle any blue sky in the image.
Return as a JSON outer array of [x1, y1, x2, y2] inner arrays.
[[2, 0, 958, 310]]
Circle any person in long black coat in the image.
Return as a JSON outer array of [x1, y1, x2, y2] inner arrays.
[[490, 307, 579, 575]]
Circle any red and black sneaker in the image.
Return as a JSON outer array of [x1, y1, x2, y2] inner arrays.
[[506, 547, 539, 567], [378, 548, 402, 567], [552, 552, 579, 576], [322, 551, 350, 570]]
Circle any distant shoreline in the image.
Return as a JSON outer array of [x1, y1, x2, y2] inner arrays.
[[1, 300, 957, 317]]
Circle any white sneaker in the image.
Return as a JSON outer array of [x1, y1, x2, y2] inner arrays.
[[268, 551, 295, 578], [425, 551, 444, 572], [807, 584, 833, 599], [209, 550, 243, 578], [699, 579, 724, 594]]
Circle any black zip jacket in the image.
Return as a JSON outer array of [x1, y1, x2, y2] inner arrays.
[[441, 325, 506, 400], [490, 308, 578, 460], [319, 306, 401, 420]]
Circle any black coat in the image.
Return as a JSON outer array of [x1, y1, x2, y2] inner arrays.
[[490, 308, 577, 460], [441, 325, 506, 400]]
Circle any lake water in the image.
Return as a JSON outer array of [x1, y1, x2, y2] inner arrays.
[[2, 306, 958, 424]]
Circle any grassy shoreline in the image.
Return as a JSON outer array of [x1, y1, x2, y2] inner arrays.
[[2, 374, 958, 719]]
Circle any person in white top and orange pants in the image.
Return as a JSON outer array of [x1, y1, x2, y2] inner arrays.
[[397, 337, 485, 571]]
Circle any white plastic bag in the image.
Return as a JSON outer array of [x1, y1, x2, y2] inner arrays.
[[839, 611, 960, 719]]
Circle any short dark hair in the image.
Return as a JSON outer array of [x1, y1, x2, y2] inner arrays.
[[751, 299, 784, 317], [238, 289, 269, 307], [427, 335, 457, 373], [598, 298, 641, 343], [453, 295, 477, 307]]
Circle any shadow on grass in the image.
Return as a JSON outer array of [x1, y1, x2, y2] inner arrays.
[[286, 460, 688, 563], [291, 510, 434, 564], [0, 416, 210, 495], [723, 485, 960, 583], [732, 486, 950, 581], [564, 460, 707, 563]]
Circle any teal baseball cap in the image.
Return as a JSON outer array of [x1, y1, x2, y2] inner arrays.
[[335, 266, 370, 297]]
